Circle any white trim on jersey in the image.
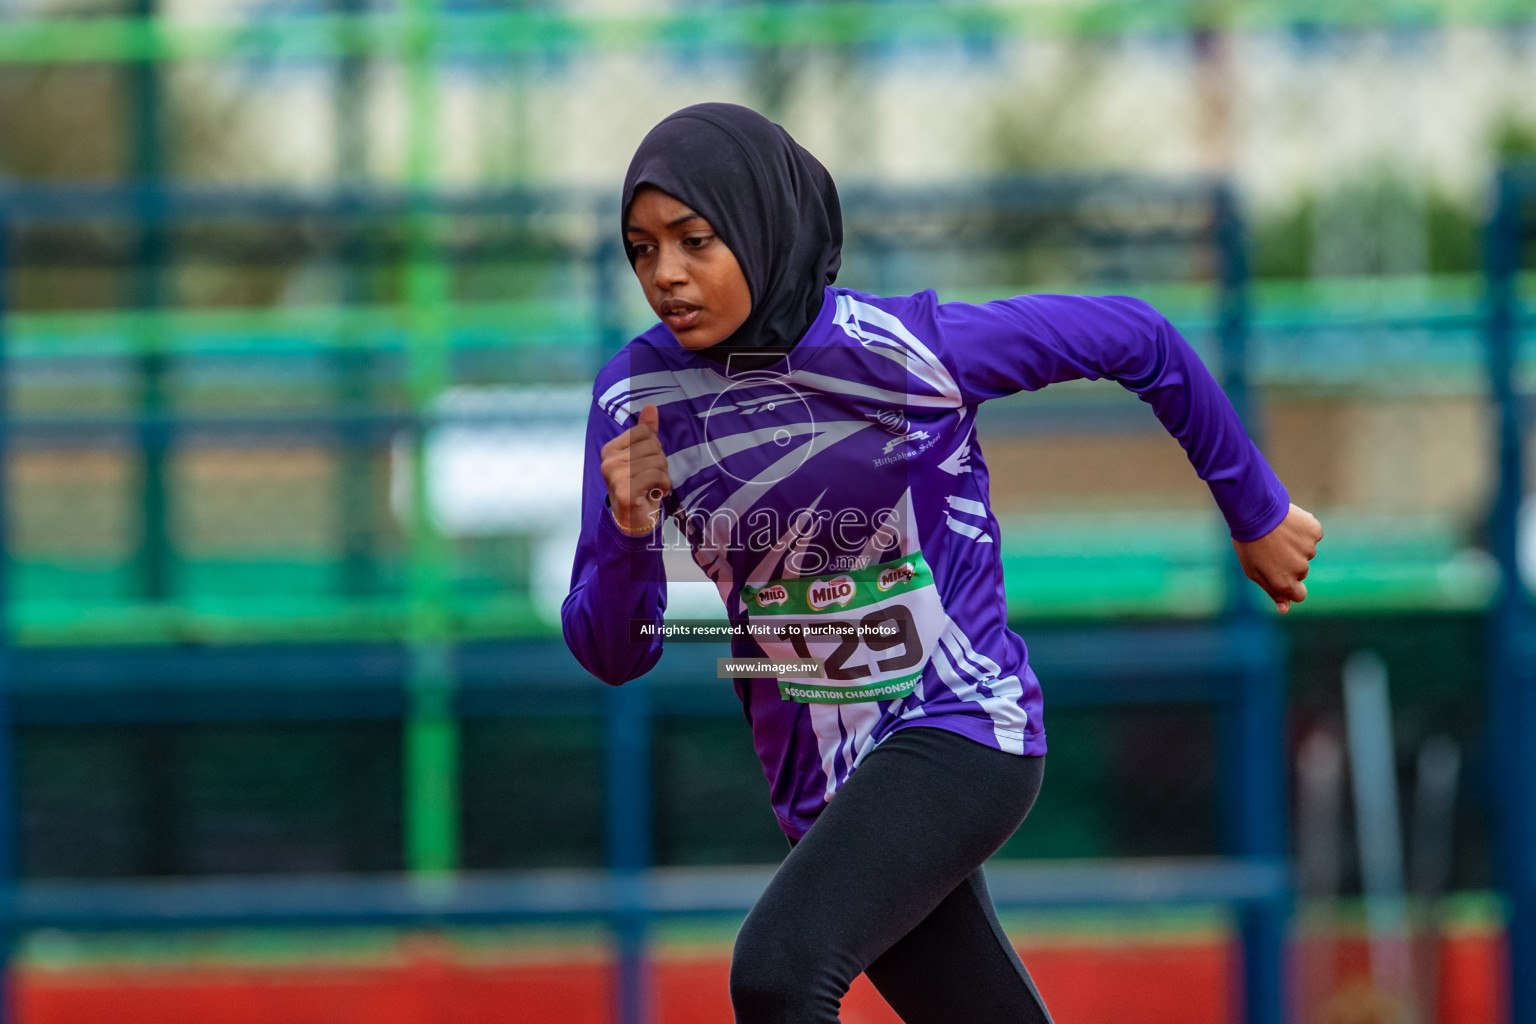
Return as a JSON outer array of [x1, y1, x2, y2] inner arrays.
[[946, 495, 989, 518], [709, 418, 875, 523], [784, 370, 960, 410], [832, 294, 964, 407], [664, 419, 819, 495], [944, 494, 995, 543], [810, 702, 884, 803], [949, 626, 1030, 748], [931, 622, 1030, 754], [937, 416, 976, 477], [944, 515, 992, 542], [597, 367, 726, 423]]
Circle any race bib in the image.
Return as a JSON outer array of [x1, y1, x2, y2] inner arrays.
[[741, 551, 947, 703]]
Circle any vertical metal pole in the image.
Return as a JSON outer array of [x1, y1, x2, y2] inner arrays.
[[596, 205, 651, 1024], [1214, 181, 1261, 614], [128, 0, 180, 882], [1224, 628, 1287, 1024], [1214, 183, 1258, 448], [0, 209, 17, 1024], [130, 0, 171, 603], [606, 680, 652, 1024], [1485, 168, 1532, 1024], [1343, 652, 1414, 1004], [594, 234, 629, 368], [334, 0, 377, 602], [402, 0, 459, 879], [1213, 181, 1288, 1024]]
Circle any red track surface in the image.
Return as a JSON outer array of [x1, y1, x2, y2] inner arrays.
[[16, 931, 1503, 1023]]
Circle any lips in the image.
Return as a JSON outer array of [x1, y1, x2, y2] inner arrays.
[[658, 299, 702, 330]]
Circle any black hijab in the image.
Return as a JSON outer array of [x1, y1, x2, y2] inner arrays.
[[620, 103, 842, 367]]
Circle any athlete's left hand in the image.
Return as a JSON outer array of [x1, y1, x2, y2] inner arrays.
[[1232, 503, 1324, 613]]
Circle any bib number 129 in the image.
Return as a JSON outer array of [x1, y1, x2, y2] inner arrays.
[[772, 604, 922, 680]]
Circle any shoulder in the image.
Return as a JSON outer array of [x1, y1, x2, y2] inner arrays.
[[814, 286, 947, 352], [813, 287, 966, 406], [824, 286, 940, 326]]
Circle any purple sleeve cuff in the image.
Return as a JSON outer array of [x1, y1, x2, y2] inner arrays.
[[1227, 484, 1290, 542]]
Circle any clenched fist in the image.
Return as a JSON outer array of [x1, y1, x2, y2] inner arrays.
[[1233, 503, 1324, 613], [600, 403, 671, 535]]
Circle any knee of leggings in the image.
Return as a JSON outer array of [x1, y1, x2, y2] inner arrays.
[[729, 945, 798, 1012], [729, 929, 837, 1016]]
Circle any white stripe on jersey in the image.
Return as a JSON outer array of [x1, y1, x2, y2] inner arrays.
[[888, 487, 923, 555], [945, 514, 994, 543], [945, 495, 989, 518], [784, 370, 960, 411], [810, 702, 884, 803], [938, 408, 977, 477], [832, 294, 964, 407], [710, 418, 875, 522], [664, 419, 820, 495], [943, 495, 994, 543], [701, 391, 784, 417], [929, 624, 1028, 754], [597, 368, 727, 422]]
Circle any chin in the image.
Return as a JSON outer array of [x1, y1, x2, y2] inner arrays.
[[673, 330, 727, 351]]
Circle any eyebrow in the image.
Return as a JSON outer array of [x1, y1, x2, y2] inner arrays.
[[625, 211, 704, 233]]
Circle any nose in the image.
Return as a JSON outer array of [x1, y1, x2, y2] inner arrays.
[[653, 242, 688, 290]]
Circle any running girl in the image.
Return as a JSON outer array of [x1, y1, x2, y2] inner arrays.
[[563, 102, 1322, 1024]]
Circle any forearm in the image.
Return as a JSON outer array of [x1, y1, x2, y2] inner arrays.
[[937, 291, 1290, 538], [1124, 308, 1289, 540]]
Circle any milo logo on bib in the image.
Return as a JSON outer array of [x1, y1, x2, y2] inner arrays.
[[741, 551, 948, 705], [755, 584, 789, 609], [807, 575, 856, 611], [877, 563, 916, 591]]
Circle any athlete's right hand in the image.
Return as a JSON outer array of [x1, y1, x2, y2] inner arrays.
[[1232, 502, 1323, 613], [600, 403, 671, 535]]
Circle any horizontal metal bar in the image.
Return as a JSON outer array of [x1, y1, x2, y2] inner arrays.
[[0, 177, 1223, 224], [10, 856, 1288, 930], [10, 223, 1210, 269], [985, 856, 1290, 907], [6, 374, 1524, 451], [4, 624, 1274, 724], [6, 402, 1175, 447], [6, 307, 1524, 382], [8, 626, 1272, 691], [10, 237, 595, 268], [0, 184, 600, 220], [7, 412, 416, 448], [0, 2, 1528, 68]]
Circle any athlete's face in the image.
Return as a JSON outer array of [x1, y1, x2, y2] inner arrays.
[[626, 187, 753, 351]]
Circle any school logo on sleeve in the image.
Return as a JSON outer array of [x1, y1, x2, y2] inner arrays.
[[873, 429, 938, 467], [877, 563, 916, 591], [881, 430, 931, 456], [807, 575, 856, 611], [754, 584, 789, 608]]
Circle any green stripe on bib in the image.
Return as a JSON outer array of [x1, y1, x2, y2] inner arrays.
[[742, 551, 933, 617], [776, 673, 922, 704]]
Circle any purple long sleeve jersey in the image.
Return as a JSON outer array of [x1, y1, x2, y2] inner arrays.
[[562, 288, 1290, 840]]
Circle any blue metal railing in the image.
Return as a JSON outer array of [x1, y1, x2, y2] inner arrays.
[[1486, 163, 1536, 1024]]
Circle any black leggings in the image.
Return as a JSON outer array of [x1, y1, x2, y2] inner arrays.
[[730, 726, 1053, 1024]]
